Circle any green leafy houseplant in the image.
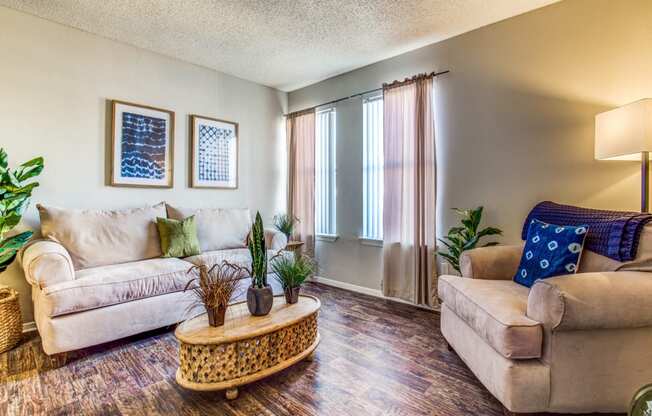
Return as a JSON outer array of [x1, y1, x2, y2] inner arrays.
[[437, 207, 502, 273], [0, 149, 44, 272], [271, 253, 314, 304], [273, 213, 298, 240]]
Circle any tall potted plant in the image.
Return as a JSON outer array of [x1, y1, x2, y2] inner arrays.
[[246, 212, 273, 316], [0, 148, 44, 272], [0, 148, 43, 353]]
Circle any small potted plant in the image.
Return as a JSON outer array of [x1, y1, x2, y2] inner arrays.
[[273, 213, 298, 241], [271, 253, 314, 304], [184, 263, 244, 327]]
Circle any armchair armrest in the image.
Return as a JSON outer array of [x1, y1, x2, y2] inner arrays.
[[459, 243, 524, 280], [527, 271, 652, 331], [20, 239, 75, 288], [264, 228, 288, 251]]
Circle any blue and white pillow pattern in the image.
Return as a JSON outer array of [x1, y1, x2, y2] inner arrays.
[[514, 219, 588, 288]]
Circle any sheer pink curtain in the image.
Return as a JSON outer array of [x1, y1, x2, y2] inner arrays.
[[287, 110, 316, 252], [382, 75, 437, 306]]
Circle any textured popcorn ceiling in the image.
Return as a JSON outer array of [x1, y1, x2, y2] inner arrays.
[[1, 0, 559, 91]]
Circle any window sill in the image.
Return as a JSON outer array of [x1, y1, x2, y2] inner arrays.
[[359, 237, 383, 247], [316, 234, 339, 243]]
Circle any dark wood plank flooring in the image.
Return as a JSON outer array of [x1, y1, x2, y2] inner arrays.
[[0, 283, 623, 415]]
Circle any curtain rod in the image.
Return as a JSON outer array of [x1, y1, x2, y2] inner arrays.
[[284, 70, 450, 117]]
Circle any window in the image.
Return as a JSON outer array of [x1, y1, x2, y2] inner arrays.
[[362, 94, 383, 241], [315, 106, 336, 236]]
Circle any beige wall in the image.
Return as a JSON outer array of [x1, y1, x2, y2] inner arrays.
[[0, 7, 288, 322], [289, 0, 651, 292]]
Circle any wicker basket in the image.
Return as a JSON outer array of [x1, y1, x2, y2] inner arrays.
[[0, 288, 22, 353]]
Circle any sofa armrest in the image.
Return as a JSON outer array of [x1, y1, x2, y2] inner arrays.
[[459, 243, 524, 280], [20, 239, 75, 288], [264, 228, 288, 251], [527, 271, 652, 331]]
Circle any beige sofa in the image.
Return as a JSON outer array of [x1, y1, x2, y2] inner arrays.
[[438, 227, 652, 414], [20, 203, 287, 355]]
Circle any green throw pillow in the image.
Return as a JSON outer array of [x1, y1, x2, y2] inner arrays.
[[156, 216, 201, 258]]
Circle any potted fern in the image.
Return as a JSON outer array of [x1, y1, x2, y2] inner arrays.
[[0, 148, 44, 272], [245, 212, 273, 316], [437, 207, 502, 274], [271, 253, 314, 304]]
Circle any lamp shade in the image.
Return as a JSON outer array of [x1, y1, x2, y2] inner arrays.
[[595, 98, 652, 161]]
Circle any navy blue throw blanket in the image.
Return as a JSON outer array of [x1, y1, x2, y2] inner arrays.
[[522, 201, 652, 262]]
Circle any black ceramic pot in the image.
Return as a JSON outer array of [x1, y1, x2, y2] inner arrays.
[[247, 285, 273, 316], [284, 286, 300, 304]]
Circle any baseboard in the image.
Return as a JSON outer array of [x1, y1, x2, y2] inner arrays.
[[309, 275, 383, 297], [22, 321, 37, 334], [308, 276, 435, 311]]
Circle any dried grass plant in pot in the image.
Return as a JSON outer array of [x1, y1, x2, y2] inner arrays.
[[184, 262, 244, 327], [271, 253, 315, 304]]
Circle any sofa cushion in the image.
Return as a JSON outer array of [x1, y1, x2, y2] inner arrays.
[[166, 205, 251, 252], [37, 203, 166, 270], [438, 275, 542, 359], [184, 248, 282, 270], [41, 257, 192, 317]]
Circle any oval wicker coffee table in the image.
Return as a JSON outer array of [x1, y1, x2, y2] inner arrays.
[[175, 295, 320, 400]]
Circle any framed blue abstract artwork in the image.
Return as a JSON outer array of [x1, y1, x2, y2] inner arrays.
[[190, 115, 238, 189], [110, 100, 174, 188]]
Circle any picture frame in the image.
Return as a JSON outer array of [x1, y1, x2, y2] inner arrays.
[[190, 114, 239, 189], [110, 100, 174, 188]]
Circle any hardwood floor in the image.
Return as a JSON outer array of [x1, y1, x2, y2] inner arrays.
[[0, 283, 623, 416]]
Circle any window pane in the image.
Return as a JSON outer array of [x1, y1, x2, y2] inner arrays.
[[362, 96, 383, 240], [315, 107, 336, 236]]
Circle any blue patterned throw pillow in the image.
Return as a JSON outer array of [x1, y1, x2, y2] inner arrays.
[[514, 219, 588, 288]]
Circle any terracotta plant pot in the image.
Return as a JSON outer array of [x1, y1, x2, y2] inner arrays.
[[206, 304, 227, 327], [284, 286, 300, 304], [247, 285, 273, 316]]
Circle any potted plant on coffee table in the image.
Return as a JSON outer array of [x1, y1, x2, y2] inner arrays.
[[184, 263, 244, 327], [245, 212, 274, 316], [271, 253, 314, 304]]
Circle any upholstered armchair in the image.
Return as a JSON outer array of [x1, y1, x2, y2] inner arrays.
[[438, 237, 652, 414]]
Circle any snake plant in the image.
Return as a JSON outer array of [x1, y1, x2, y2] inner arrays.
[[437, 207, 502, 273], [0, 148, 44, 272], [248, 211, 268, 288]]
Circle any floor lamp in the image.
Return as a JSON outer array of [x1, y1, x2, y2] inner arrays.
[[595, 99, 652, 212]]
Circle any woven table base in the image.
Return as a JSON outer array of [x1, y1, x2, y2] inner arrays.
[[175, 295, 321, 399]]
